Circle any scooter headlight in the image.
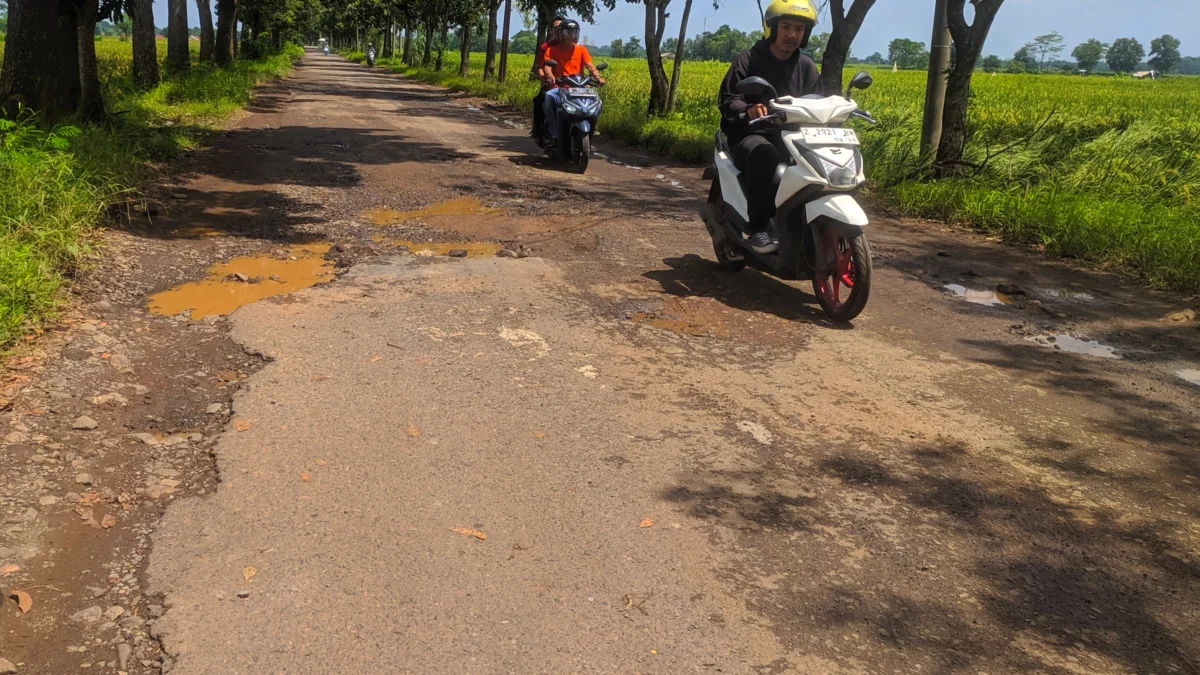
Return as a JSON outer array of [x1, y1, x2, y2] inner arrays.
[[820, 155, 859, 188], [562, 101, 583, 116]]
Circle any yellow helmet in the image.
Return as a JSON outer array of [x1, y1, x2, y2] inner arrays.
[[762, 0, 818, 47]]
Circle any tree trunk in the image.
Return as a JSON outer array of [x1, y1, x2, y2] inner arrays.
[[214, 0, 238, 66], [197, 0, 215, 63], [402, 25, 414, 64], [77, 0, 105, 122], [934, 0, 1004, 174], [644, 0, 670, 115], [422, 19, 434, 66], [819, 0, 876, 97], [131, 0, 160, 86], [383, 20, 395, 58], [167, 0, 190, 74], [484, 0, 500, 79], [0, 0, 73, 119], [665, 0, 693, 112], [498, 0, 512, 82], [435, 18, 447, 71], [458, 23, 471, 76]]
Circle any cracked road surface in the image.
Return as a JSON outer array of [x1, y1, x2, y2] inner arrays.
[[138, 51, 1200, 674]]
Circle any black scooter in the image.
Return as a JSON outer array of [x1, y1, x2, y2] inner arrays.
[[536, 60, 607, 173]]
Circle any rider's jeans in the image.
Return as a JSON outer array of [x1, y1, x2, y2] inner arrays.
[[543, 88, 566, 140]]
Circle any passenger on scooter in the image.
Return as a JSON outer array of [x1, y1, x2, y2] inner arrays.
[[717, 0, 821, 253], [539, 19, 605, 148], [530, 16, 565, 139]]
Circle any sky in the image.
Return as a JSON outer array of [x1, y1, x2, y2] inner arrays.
[[153, 0, 1198, 59]]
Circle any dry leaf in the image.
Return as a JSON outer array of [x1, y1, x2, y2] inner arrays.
[[639, 518, 654, 528], [101, 353, 112, 359], [8, 589, 32, 614], [310, 375, 329, 382], [300, 471, 311, 482], [233, 419, 252, 432], [451, 527, 487, 540], [243, 566, 257, 583], [101, 514, 117, 529], [406, 424, 420, 437], [315, 459, 327, 466], [534, 431, 546, 439], [371, 355, 381, 362], [78, 492, 104, 505], [0, 564, 19, 576]]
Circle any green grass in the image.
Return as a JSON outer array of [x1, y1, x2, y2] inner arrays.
[[0, 38, 302, 346], [382, 52, 1200, 291]]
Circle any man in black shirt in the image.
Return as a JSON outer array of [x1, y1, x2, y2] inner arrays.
[[717, 0, 821, 253]]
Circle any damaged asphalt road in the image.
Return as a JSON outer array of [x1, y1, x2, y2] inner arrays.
[[3, 49, 1200, 674]]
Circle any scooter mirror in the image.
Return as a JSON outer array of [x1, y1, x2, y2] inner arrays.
[[735, 76, 778, 100], [595, 62, 609, 71], [845, 71, 873, 98]]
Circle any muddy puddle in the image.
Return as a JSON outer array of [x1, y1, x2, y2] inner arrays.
[[147, 243, 334, 319], [365, 197, 505, 226], [1177, 369, 1200, 387], [630, 311, 727, 338], [370, 234, 504, 257], [945, 284, 1011, 306], [1031, 334, 1120, 359], [1036, 287, 1096, 303]]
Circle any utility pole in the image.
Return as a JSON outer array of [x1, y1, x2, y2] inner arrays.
[[498, 0, 513, 82], [920, 0, 951, 160]]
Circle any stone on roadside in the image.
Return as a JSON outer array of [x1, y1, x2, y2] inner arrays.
[[109, 354, 132, 370], [496, 248, 519, 258], [91, 393, 129, 407], [447, 249, 468, 258], [104, 606, 125, 621], [38, 495, 58, 506], [117, 643, 132, 671], [71, 606, 103, 623], [4, 432, 29, 444], [205, 403, 224, 415], [128, 433, 159, 446], [233, 272, 250, 282], [72, 416, 99, 431], [76, 473, 94, 486], [0, 657, 17, 674]]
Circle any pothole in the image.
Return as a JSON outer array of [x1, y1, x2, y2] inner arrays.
[[147, 243, 334, 319], [1030, 334, 1120, 359], [370, 234, 504, 258], [1177, 369, 1200, 387], [944, 284, 1011, 306], [365, 197, 505, 226]]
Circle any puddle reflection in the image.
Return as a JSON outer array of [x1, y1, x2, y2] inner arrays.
[[945, 284, 1011, 306], [1031, 334, 1120, 359]]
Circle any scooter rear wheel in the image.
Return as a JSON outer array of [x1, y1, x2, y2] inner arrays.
[[812, 231, 871, 322]]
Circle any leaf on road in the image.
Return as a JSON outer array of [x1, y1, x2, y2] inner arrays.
[[534, 430, 546, 439], [639, 518, 654, 528], [233, 419, 252, 432], [315, 459, 327, 465], [406, 424, 420, 437], [101, 514, 117, 529], [451, 527, 487, 540], [311, 375, 329, 382], [8, 589, 32, 614], [0, 564, 19, 576], [371, 355, 381, 362], [300, 471, 311, 482], [78, 492, 104, 505], [243, 566, 257, 583]]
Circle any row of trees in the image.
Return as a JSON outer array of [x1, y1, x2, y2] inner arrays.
[[1019, 32, 1182, 74]]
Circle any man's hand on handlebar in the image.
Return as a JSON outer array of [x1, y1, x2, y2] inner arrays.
[[747, 103, 770, 121]]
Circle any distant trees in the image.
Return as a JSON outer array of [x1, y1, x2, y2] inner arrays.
[[864, 51, 884, 65], [1148, 34, 1181, 73], [981, 54, 1002, 73], [818, 0, 879, 97], [1007, 44, 1035, 72], [1106, 37, 1145, 73], [1027, 31, 1063, 70], [888, 38, 927, 70], [1071, 38, 1106, 73]]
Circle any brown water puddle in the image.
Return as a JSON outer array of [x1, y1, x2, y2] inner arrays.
[[370, 234, 503, 258], [366, 197, 505, 226], [1031, 334, 1120, 359], [147, 244, 334, 319], [944, 284, 1012, 307]]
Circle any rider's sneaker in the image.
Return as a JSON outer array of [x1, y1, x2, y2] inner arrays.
[[746, 231, 779, 254]]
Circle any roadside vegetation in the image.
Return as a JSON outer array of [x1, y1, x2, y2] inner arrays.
[[379, 51, 1200, 291], [0, 39, 301, 346]]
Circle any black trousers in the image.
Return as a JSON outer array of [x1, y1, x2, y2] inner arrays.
[[731, 134, 787, 230], [533, 91, 546, 132]]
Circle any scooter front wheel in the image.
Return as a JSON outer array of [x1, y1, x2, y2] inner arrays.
[[573, 130, 590, 173], [812, 230, 871, 322]]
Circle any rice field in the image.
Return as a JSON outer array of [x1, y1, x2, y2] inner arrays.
[[388, 52, 1200, 291]]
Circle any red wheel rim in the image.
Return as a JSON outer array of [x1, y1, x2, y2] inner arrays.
[[816, 232, 855, 310]]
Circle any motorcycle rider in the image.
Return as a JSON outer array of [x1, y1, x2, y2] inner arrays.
[[531, 16, 565, 140], [539, 19, 605, 148], [717, 0, 821, 253]]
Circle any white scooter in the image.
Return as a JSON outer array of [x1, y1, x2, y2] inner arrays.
[[700, 71, 877, 321]]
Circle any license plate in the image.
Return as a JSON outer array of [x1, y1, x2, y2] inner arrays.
[[567, 87, 597, 97], [801, 127, 859, 145]]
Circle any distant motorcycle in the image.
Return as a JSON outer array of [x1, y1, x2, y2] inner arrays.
[[323, 45, 330, 55], [366, 46, 376, 67], [536, 60, 607, 173]]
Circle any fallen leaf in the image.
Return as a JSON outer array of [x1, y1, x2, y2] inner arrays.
[[233, 419, 252, 432], [451, 527, 487, 540], [300, 471, 311, 482], [534, 431, 546, 439], [100, 514, 117, 529], [315, 459, 327, 466], [406, 424, 420, 437], [371, 355, 381, 362], [8, 589, 32, 614], [639, 518, 654, 528], [101, 353, 112, 359], [243, 566, 257, 583], [310, 375, 329, 382], [0, 564, 19, 576], [78, 492, 104, 505]]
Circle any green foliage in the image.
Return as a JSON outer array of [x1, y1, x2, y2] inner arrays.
[[1028, 31, 1065, 70], [0, 39, 302, 346], [1071, 39, 1106, 73], [981, 54, 1002, 73], [1106, 37, 1145, 73], [888, 38, 927, 70], [393, 52, 1200, 291], [1149, 34, 1181, 73]]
